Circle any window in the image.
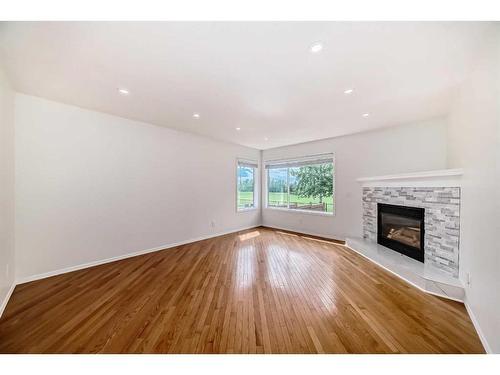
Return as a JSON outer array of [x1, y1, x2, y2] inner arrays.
[[265, 154, 334, 214], [237, 159, 258, 211]]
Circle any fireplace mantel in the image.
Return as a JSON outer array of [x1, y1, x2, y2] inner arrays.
[[356, 168, 463, 187], [350, 168, 464, 301]]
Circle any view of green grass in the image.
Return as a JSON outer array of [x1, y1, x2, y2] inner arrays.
[[237, 191, 254, 209], [238, 191, 334, 212]]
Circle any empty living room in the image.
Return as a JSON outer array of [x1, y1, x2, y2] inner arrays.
[[1, 1, 499, 372]]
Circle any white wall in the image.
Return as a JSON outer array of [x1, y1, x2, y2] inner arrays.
[[0, 66, 15, 314], [15, 94, 260, 280], [262, 119, 448, 239], [447, 29, 500, 353]]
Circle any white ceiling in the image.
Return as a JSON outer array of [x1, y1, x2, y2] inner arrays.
[[0, 22, 495, 149]]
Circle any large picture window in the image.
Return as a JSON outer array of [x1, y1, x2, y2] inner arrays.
[[237, 159, 258, 211], [265, 154, 334, 214]]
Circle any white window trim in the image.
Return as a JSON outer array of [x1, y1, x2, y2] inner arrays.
[[263, 153, 335, 216], [236, 158, 259, 213]]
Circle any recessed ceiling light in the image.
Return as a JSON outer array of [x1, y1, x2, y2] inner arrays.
[[310, 42, 323, 53], [117, 88, 130, 96], [344, 89, 354, 95], [362, 113, 370, 118], [235, 127, 241, 131], [264, 137, 269, 141], [193, 113, 200, 119]]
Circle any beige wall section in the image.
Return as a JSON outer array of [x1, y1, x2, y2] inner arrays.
[[0, 66, 15, 315], [262, 118, 448, 240], [446, 28, 500, 353], [14, 94, 261, 280]]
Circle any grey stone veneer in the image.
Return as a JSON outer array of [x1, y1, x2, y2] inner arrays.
[[362, 187, 460, 277]]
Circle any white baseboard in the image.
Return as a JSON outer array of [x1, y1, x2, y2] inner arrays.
[[16, 224, 260, 285], [262, 223, 345, 242], [464, 300, 492, 354], [0, 282, 16, 319]]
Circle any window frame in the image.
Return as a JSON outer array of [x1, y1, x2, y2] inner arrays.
[[236, 158, 259, 212], [264, 154, 335, 216]]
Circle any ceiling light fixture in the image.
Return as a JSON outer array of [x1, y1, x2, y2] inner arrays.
[[117, 88, 130, 96], [362, 113, 370, 118], [264, 137, 269, 141], [193, 113, 200, 119], [344, 88, 354, 95], [235, 127, 241, 131], [310, 42, 323, 53]]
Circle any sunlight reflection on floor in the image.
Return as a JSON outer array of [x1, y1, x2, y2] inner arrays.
[[238, 230, 260, 241], [235, 244, 256, 289]]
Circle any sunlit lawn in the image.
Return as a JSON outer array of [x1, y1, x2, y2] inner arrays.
[[238, 191, 334, 212]]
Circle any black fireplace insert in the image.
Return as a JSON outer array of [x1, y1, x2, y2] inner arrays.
[[377, 203, 425, 262]]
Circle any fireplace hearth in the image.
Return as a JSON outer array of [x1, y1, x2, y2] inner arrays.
[[377, 203, 425, 262]]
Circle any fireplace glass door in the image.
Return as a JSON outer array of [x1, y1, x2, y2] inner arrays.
[[379, 212, 421, 249], [377, 203, 425, 262]]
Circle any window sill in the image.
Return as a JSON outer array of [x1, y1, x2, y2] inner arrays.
[[264, 207, 335, 217], [237, 207, 259, 213]]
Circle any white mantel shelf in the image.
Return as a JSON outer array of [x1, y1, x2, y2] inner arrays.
[[357, 168, 463, 182], [356, 168, 463, 187]]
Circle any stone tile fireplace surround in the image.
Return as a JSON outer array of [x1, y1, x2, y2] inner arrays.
[[363, 186, 460, 277], [346, 169, 464, 301]]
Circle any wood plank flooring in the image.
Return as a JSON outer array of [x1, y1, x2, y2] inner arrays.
[[0, 227, 484, 353]]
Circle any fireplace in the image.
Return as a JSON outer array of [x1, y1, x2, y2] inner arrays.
[[377, 203, 425, 262]]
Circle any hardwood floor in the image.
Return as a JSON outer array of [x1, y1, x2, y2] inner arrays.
[[0, 227, 484, 353]]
